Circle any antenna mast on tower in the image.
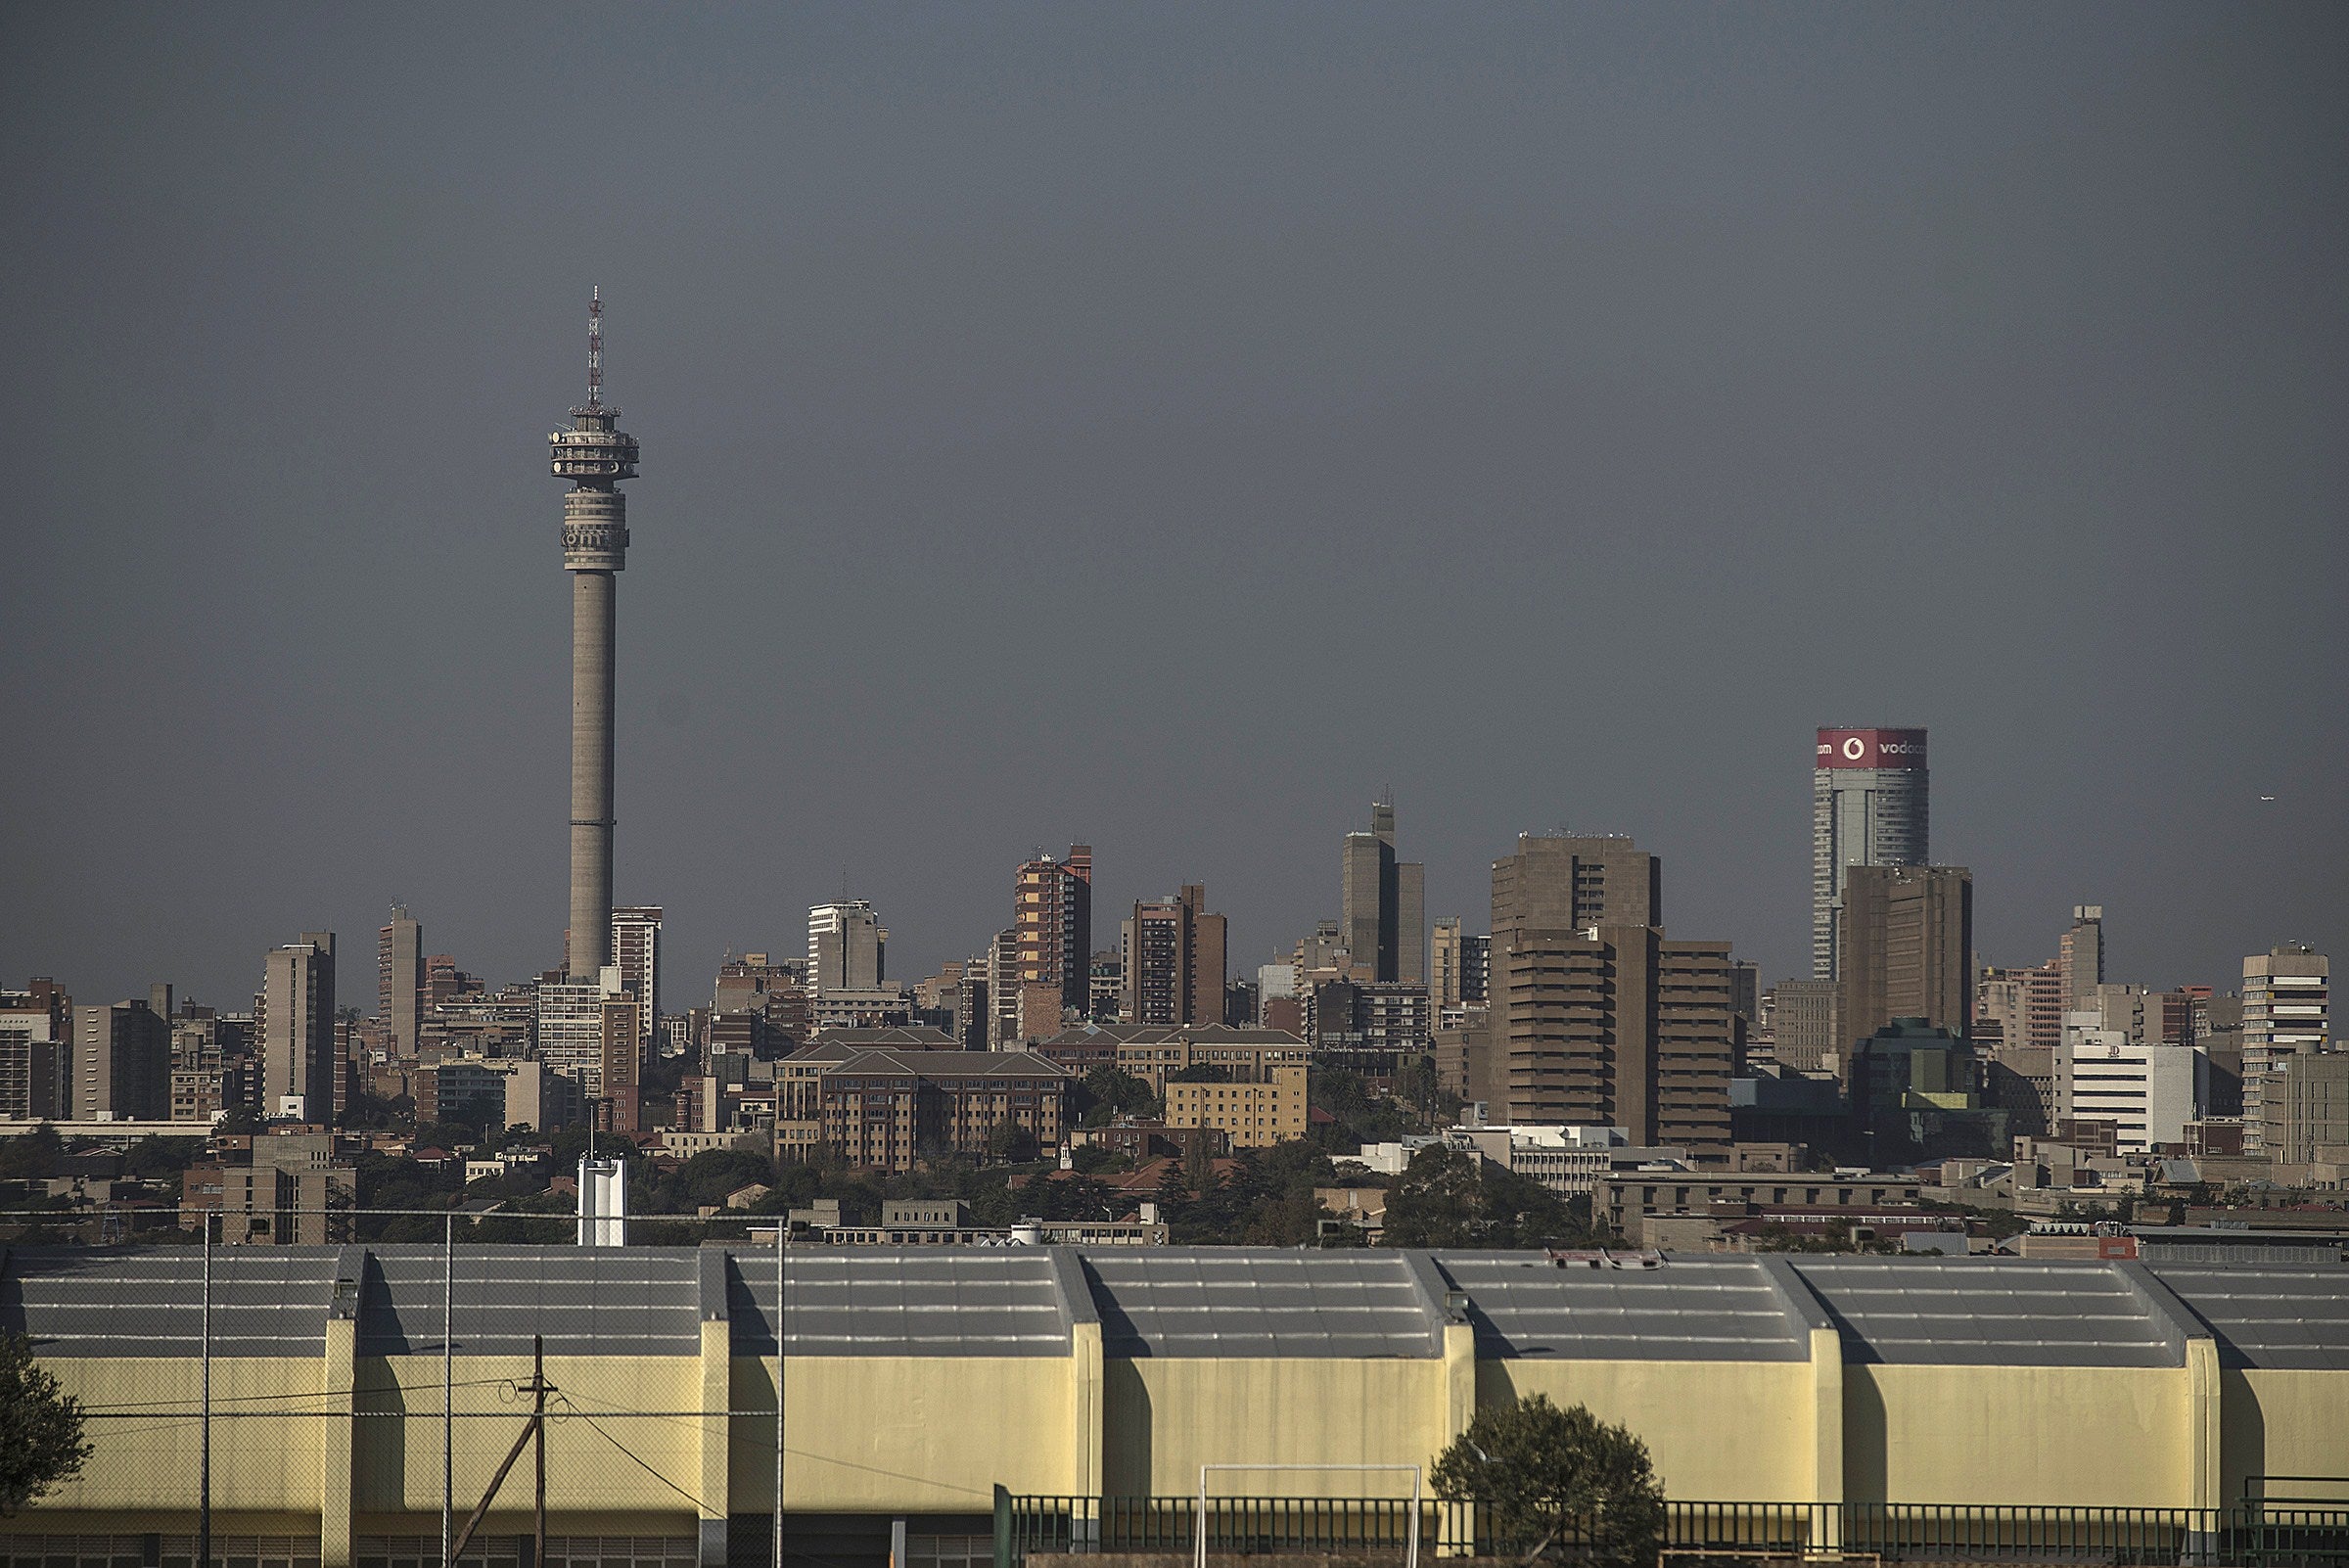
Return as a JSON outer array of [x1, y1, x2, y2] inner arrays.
[[587, 286, 604, 408]]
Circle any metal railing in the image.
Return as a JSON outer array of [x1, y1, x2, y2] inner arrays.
[[995, 1494, 2349, 1568]]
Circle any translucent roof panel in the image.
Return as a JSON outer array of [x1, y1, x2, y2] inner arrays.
[[2149, 1265, 2349, 1370], [1435, 1252, 1807, 1362], [1, 1247, 339, 1359], [1082, 1250, 1440, 1359], [1790, 1258, 2176, 1366], [730, 1248, 1073, 1358], [360, 1245, 702, 1358]]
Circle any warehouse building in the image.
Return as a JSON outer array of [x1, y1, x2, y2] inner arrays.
[[0, 1245, 2343, 1568]]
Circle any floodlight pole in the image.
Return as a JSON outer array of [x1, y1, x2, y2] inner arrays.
[[199, 1212, 212, 1568], [443, 1211, 455, 1568], [784, 1229, 794, 1568]]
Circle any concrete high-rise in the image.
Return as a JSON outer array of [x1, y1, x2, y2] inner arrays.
[[1121, 884, 1226, 1027], [71, 998, 170, 1121], [377, 903, 423, 1054], [1489, 832, 1660, 1007], [1837, 865, 1972, 1053], [261, 933, 337, 1123], [1015, 846, 1092, 1015], [610, 904, 664, 1058], [2242, 944, 2328, 1152], [2059, 905, 2106, 1008], [1340, 802, 1426, 984], [1494, 925, 1735, 1147], [807, 901, 886, 994], [1429, 917, 1465, 1010], [548, 289, 639, 980], [1813, 727, 1928, 981]]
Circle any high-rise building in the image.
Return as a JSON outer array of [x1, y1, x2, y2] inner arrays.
[[377, 903, 424, 1054], [1768, 979, 1841, 1075], [1014, 846, 1092, 1016], [2264, 1051, 2349, 1167], [72, 998, 171, 1121], [536, 965, 633, 1112], [1813, 726, 1928, 982], [548, 288, 639, 981], [2242, 944, 2328, 1152], [1837, 865, 1972, 1053], [1493, 925, 1735, 1147], [807, 901, 886, 994], [1977, 961, 2063, 1056], [2056, 1021, 2202, 1155], [984, 927, 1019, 1049], [261, 933, 337, 1123], [1340, 803, 1426, 985], [2058, 905, 2106, 1008], [610, 905, 663, 1058], [1492, 833, 1660, 935], [1460, 934, 1491, 1008], [1429, 917, 1465, 1010], [1121, 885, 1226, 1027], [0, 984, 72, 1122]]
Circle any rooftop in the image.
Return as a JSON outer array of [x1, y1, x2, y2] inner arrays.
[[1, 1246, 2340, 1368]]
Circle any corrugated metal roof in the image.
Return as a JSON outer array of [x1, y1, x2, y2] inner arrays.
[[1789, 1258, 2178, 1366], [359, 1245, 703, 1358], [4, 1245, 2344, 1369], [1435, 1253, 1808, 1362], [731, 1248, 1071, 1358], [2147, 1265, 2349, 1370], [0, 1247, 339, 1358], [1082, 1250, 1440, 1359]]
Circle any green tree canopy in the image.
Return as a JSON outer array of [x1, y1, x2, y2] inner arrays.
[[0, 1332, 91, 1515], [1430, 1393, 1664, 1566]]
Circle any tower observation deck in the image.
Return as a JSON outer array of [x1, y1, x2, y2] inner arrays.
[[549, 289, 639, 977]]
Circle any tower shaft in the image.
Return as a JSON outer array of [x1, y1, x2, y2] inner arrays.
[[569, 565, 617, 979]]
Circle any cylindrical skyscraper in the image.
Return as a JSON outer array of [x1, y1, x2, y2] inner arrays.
[[549, 290, 638, 978], [1813, 726, 1927, 982]]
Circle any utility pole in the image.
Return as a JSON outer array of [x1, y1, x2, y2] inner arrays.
[[448, 1335, 555, 1566], [533, 1332, 548, 1568], [199, 1211, 212, 1568]]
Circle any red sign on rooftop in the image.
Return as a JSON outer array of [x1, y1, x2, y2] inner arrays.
[[1817, 727, 1927, 769]]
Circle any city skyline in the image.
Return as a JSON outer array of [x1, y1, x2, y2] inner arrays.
[[5, 6, 2342, 1008]]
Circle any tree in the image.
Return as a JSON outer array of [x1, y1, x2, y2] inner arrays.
[[1379, 1145, 1485, 1247], [987, 1119, 1040, 1164], [1430, 1394, 1664, 1566], [0, 1124, 66, 1182], [0, 1332, 91, 1514]]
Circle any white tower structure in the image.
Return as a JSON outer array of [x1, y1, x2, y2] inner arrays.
[[550, 289, 639, 979]]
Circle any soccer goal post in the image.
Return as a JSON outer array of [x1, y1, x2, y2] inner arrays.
[[1193, 1464, 1423, 1568]]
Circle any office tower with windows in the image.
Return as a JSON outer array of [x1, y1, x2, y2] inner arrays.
[[1813, 727, 1928, 982]]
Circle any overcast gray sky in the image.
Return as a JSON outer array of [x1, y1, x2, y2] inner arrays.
[[4, 2, 2343, 1011]]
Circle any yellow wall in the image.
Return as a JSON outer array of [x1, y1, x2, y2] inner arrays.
[[1480, 1359, 1817, 1502], [40, 1357, 328, 1515], [19, 1336, 2349, 1539], [351, 1354, 709, 1520], [756, 1357, 1081, 1513], [1845, 1364, 2190, 1505], [2223, 1367, 2349, 1500], [1103, 1358, 1451, 1497]]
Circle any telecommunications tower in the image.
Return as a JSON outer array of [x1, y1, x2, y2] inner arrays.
[[549, 289, 639, 977]]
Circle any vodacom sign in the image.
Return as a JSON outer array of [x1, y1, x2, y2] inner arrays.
[[1816, 727, 1927, 769]]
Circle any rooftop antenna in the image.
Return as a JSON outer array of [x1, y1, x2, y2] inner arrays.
[[586, 286, 603, 408]]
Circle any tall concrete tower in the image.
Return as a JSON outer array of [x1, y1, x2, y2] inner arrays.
[[549, 289, 639, 978]]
